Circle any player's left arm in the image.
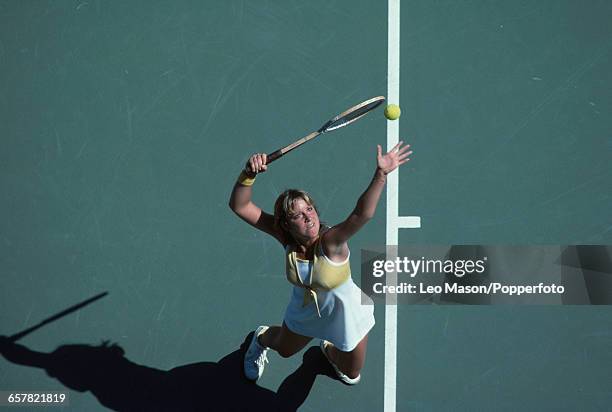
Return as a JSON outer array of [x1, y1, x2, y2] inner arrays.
[[322, 142, 412, 258]]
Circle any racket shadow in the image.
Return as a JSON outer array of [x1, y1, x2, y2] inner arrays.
[[0, 332, 336, 411]]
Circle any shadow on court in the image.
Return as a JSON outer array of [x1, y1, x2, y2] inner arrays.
[[0, 332, 338, 411]]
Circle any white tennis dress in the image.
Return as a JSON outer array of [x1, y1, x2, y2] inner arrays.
[[282, 241, 375, 352]]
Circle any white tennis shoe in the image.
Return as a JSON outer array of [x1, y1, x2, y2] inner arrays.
[[244, 326, 270, 381], [320, 340, 361, 385]]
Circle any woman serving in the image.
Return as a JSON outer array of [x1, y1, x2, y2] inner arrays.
[[229, 141, 412, 385]]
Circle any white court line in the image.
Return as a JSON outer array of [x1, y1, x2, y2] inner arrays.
[[385, 1, 421, 411], [385, 1, 400, 410]]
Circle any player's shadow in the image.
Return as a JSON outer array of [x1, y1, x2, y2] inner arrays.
[[0, 333, 337, 411]]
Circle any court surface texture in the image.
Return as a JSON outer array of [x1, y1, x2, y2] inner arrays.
[[1, 1, 612, 411]]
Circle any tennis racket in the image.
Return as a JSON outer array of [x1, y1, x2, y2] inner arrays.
[[266, 96, 385, 163]]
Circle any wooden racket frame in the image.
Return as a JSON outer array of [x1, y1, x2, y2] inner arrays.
[[267, 96, 385, 163]]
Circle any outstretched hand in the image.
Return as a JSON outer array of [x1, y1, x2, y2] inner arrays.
[[377, 141, 412, 175]]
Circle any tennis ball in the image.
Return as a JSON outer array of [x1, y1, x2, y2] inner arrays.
[[384, 104, 401, 120]]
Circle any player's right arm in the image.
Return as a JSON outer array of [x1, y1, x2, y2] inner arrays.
[[229, 153, 286, 245]]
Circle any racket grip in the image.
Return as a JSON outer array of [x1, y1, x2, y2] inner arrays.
[[267, 149, 283, 164]]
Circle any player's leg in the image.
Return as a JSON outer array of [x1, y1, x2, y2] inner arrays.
[[259, 322, 312, 358], [244, 322, 311, 381], [327, 334, 368, 379]]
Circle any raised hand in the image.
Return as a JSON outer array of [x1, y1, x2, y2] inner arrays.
[[377, 141, 412, 175], [245, 153, 268, 176]]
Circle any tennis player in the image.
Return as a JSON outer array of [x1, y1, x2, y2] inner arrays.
[[229, 142, 411, 385]]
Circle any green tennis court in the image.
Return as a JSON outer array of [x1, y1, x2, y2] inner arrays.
[[1, 1, 611, 411]]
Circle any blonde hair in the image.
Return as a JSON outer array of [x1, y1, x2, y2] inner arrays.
[[273, 189, 322, 244]]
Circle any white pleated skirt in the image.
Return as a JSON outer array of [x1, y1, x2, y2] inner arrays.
[[283, 277, 375, 352]]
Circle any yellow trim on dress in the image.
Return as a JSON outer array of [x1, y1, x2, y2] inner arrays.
[[285, 238, 351, 317]]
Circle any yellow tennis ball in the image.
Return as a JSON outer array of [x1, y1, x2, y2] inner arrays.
[[384, 104, 401, 120]]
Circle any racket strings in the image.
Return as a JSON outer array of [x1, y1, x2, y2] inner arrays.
[[323, 98, 385, 132]]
